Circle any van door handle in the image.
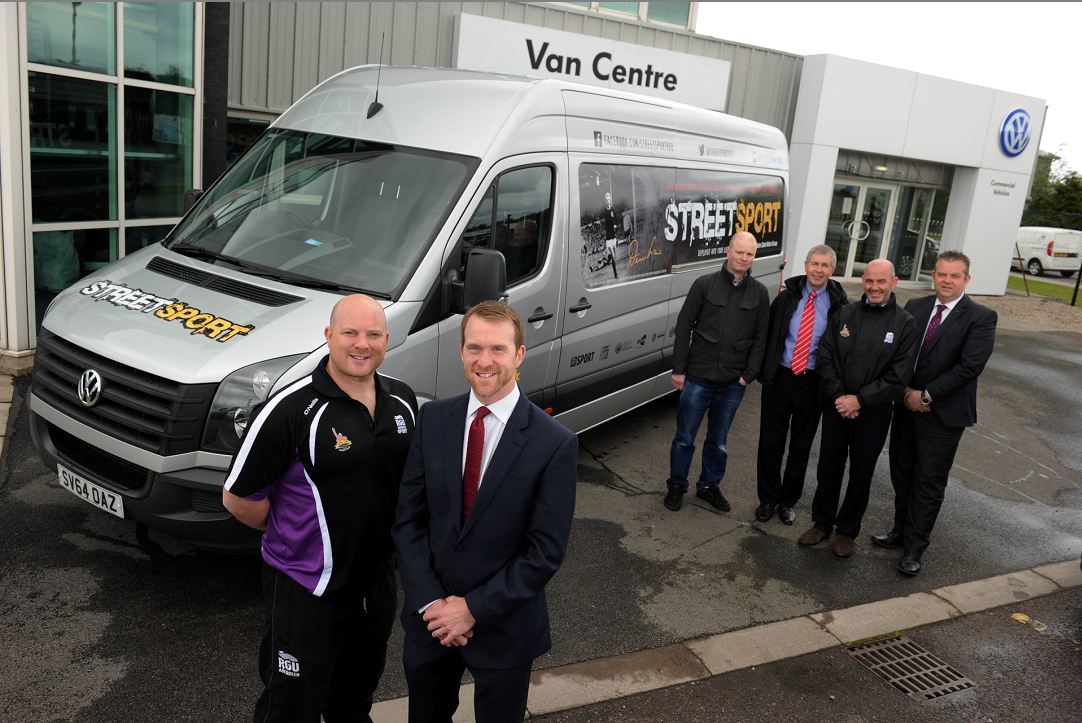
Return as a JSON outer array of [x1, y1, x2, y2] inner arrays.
[[568, 302, 592, 313], [528, 311, 554, 323]]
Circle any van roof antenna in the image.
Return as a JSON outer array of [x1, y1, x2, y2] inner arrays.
[[367, 32, 386, 119]]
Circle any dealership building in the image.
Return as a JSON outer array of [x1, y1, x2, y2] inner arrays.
[[0, 1, 1045, 359]]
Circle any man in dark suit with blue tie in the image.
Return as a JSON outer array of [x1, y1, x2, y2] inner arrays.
[[876, 251, 997, 576], [393, 301, 578, 722]]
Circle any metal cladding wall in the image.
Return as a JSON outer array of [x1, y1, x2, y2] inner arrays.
[[227, 1, 803, 136]]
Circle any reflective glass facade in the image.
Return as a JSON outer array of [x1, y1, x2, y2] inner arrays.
[[26, 3, 199, 332]]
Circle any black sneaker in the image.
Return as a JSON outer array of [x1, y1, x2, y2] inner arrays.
[[664, 484, 685, 511], [696, 485, 731, 512]]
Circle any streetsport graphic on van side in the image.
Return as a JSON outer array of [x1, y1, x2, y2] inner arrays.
[[79, 280, 255, 342], [579, 164, 784, 289]]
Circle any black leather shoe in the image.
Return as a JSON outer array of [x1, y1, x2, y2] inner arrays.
[[664, 484, 685, 512], [871, 530, 904, 549], [778, 507, 796, 525], [755, 503, 776, 522], [898, 554, 922, 576], [696, 485, 731, 512]]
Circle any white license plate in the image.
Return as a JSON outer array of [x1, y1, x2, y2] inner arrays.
[[57, 464, 125, 519]]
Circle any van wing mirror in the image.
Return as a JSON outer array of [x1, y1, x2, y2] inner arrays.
[[454, 248, 507, 312]]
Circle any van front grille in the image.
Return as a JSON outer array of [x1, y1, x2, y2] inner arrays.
[[49, 423, 151, 492], [33, 329, 218, 455]]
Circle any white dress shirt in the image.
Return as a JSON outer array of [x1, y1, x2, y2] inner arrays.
[[462, 384, 520, 489], [922, 293, 965, 340]]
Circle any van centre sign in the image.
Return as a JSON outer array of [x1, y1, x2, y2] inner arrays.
[[454, 15, 730, 111]]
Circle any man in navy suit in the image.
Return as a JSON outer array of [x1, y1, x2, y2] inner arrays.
[[393, 301, 578, 722], [876, 251, 997, 576]]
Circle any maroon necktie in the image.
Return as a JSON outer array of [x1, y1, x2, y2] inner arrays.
[[917, 304, 947, 367], [462, 406, 490, 522], [789, 290, 817, 376]]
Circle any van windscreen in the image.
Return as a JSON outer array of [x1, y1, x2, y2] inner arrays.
[[167, 129, 476, 298]]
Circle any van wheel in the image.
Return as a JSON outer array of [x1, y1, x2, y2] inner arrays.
[[1061, 270, 1075, 278], [1027, 259, 1044, 276]]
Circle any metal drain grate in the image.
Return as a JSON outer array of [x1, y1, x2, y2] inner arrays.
[[847, 635, 976, 701]]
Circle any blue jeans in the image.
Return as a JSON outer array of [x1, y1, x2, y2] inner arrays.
[[668, 378, 746, 491]]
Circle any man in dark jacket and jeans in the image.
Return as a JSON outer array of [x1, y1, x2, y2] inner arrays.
[[799, 259, 917, 557], [665, 231, 770, 513], [755, 245, 848, 526]]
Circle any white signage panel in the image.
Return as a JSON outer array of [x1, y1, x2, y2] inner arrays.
[[454, 14, 730, 111]]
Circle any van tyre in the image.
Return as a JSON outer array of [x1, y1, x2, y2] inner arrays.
[[1061, 270, 1075, 278], [1027, 259, 1044, 276]]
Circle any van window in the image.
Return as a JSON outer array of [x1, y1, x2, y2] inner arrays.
[[458, 166, 553, 286], [169, 129, 477, 299], [578, 163, 785, 289]]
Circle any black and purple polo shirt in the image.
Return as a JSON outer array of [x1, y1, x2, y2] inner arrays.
[[224, 357, 416, 597]]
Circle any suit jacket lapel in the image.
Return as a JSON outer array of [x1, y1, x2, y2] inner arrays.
[[445, 394, 469, 532], [459, 394, 529, 540]]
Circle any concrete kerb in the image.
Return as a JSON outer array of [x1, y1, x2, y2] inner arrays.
[[370, 557, 1082, 721], [0, 374, 13, 462]]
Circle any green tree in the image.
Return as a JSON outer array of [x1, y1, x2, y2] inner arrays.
[[1023, 171, 1082, 230]]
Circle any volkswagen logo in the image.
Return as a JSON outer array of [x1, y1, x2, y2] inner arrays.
[[999, 108, 1031, 158], [77, 369, 103, 407]]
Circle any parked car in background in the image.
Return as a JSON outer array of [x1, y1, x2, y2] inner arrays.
[[1012, 226, 1082, 277]]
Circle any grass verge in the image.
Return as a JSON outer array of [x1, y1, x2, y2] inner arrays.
[[1006, 275, 1082, 308]]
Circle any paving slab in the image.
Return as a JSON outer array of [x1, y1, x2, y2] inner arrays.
[[526, 644, 709, 716], [933, 569, 1061, 614], [809, 592, 960, 644], [685, 616, 838, 675], [1033, 558, 1082, 588], [372, 684, 476, 722]]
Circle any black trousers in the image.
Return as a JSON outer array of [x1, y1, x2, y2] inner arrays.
[[756, 367, 824, 508], [254, 561, 397, 723], [812, 403, 893, 538], [404, 650, 533, 723], [888, 405, 965, 558]]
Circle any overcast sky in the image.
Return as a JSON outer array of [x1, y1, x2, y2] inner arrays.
[[695, 2, 1082, 174]]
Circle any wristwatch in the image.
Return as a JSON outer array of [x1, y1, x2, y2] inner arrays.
[[920, 390, 932, 405]]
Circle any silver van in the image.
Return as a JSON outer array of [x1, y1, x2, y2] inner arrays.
[[30, 67, 790, 548]]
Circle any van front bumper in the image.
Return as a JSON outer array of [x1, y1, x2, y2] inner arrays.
[[29, 392, 259, 551]]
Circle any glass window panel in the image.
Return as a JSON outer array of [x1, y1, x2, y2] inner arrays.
[[125, 87, 194, 219], [126, 224, 175, 254], [647, 2, 690, 25], [28, 72, 117, 223], [34, 228, 118, 328], [494, 167, 553, 286], [27, 2, 115, 75], [599, 3, 640, 15], [124, 2, 195, 86], [920, 190, 950, 275]]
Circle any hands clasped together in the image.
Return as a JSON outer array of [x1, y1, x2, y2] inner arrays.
[[423, 595, 476, 647]]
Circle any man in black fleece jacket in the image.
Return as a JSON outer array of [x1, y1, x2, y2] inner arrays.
[[798, 259, 917, 558], [665, 231, 770, 513]]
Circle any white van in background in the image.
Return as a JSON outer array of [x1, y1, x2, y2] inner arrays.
[[1012, 226, 1082, 277], [29, 66, 790, 548]]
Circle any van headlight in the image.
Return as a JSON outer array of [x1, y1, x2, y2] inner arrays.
[[202, 354, 307, 453]]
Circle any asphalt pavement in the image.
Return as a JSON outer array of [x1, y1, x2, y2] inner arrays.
[[1, 284, 1080, 721]]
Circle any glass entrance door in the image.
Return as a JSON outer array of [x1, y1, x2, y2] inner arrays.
[[826, 183, 896, 277]]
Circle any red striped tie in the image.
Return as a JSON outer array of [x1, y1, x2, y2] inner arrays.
[[790, 290, 817, 376]]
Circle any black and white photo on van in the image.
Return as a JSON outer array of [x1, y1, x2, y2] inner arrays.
[[578, 164, 785, 290]]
